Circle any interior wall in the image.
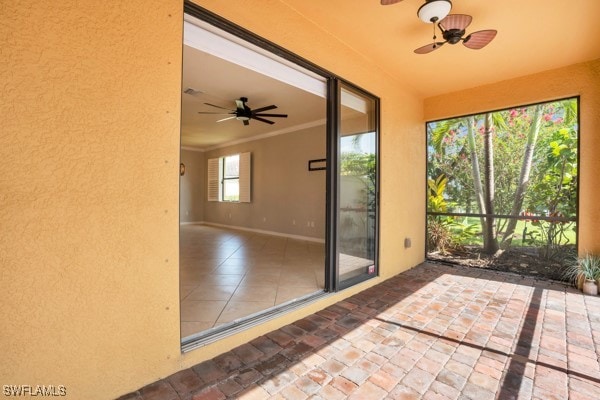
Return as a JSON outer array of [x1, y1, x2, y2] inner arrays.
[[424, 59, 600, 254], [203, 125, 326, 240], [1, 1, 425, 398], [180, 149, 206, 223]]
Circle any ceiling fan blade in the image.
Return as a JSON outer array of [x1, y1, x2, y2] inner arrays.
[[198, 111, 233, 115], [463, 30, 497, 49], [204, 102, 233, 111], [414, 42, 445, 54], [251, 115, 275, 125], [380, 0, 404, 4], [254, 113, 288, 118], [439, 14, 472, 31], [216, 116, 236, 122], [252, 105, 277, 113]]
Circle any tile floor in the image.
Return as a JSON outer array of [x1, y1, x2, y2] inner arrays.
[[122, 262, 600, 400], [180, 224, 326, 338]]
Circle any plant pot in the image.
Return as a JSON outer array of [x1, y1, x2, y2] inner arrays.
[[582, 279, 598, 296], [577, 272, 586, 290]]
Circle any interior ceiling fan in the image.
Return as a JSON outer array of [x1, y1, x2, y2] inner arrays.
[[198, 97, 288, 126], [414, 14, 497, 54]]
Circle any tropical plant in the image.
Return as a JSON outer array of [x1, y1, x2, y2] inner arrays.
[[426, 98, 578, 261], [426, 174, 477, 253], [562, 254, 600, 287]]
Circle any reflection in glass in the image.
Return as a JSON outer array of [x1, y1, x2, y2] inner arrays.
[[338, 86, 378, 286]]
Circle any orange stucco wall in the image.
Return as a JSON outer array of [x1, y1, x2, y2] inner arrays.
[[1, 1, 424, 398], [424, 59, 600, 254]]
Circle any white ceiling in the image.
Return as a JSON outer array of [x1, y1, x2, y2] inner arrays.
[[181, 45, 327, 150]]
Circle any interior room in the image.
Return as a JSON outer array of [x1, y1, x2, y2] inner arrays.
[[178, 22, 328, 338], [179, 18, 381, 340]]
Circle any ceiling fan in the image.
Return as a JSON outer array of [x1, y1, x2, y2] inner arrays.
[[198, 97, 288, 126], [414, 14, 497, 54], [381, 0, 452, 23]]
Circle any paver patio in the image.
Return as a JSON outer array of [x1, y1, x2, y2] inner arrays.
[[119, 262, 600, 399]]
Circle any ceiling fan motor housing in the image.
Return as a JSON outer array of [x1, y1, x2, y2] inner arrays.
[[236, 97, 251, 120], [443, 28, 465, 44]]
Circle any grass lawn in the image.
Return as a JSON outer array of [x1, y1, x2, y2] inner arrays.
[[445, 216, 577, 247]]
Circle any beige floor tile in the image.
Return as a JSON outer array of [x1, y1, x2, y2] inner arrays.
[[181, 321, 214, 338], [180, 285, 197, 300], [279, 273, 318, 287], [275, 287, 322, 305], [219, 258, 254, 267], [199, 274, 245, 286], [213, 264, 252, 275], [180, 300, 227, 322], [216, 301, 276, 324], [231, 285, 278, 302], [186, 285, 237, 301], [180, 224, 325, 338], [239, 272, 281, 287]]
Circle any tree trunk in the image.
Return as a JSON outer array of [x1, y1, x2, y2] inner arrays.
[[502, 104, 543, 247], [466, 116, 487, 234], [483, 113, 499, 254]]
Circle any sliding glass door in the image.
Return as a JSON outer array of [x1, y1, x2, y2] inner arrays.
[[335, 82, 379, 289]]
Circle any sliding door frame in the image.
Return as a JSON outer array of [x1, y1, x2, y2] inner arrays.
[[182, 1, 380, 350]]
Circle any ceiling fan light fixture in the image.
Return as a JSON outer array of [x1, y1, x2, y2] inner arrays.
[[417, 0, 452, 23], [236, 115, 250, 121]]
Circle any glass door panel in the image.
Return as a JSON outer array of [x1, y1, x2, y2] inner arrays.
[[337, 84, 379, 288]]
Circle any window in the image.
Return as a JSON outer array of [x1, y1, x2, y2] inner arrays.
[[222, 154, 240, 201], [208, 152, 251, 202], [425, 97, 578, 280]]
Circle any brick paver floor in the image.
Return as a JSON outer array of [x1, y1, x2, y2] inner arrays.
[[119, 262, 600, 399]]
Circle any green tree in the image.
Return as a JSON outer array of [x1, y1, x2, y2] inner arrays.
[[427, 98, 578, 257]]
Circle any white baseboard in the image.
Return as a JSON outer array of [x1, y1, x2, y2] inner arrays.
[[196, 221, 325, 244], [180, 220, 205, 225]]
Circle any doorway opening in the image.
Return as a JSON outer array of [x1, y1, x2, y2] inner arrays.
[[180, 3, 380, 349]]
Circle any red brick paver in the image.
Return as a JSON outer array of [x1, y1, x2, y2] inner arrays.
[[118, 262, 600, 399]]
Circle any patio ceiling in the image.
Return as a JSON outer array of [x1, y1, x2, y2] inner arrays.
[[203, 0, 600, 99], [277, 0, 600, 98]]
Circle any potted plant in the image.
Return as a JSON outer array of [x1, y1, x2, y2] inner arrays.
[[563, 254, 600, 295]]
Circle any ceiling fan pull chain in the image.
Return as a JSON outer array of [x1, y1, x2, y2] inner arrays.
[[432, 21, 438, 48]]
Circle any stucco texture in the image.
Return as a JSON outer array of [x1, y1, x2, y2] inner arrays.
[[1, 0, 424, 398], [1, 0, 184, 397], [424, 59, 600, 254]]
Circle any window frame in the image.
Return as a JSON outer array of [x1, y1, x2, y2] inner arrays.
[[424, 96, 580, 260]]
